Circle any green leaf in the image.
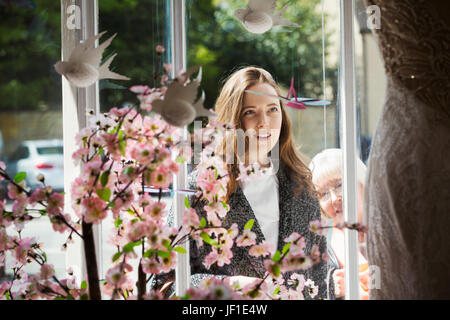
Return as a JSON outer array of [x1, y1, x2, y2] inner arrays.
[[282, 243, 291, 255], [272, 250, 281, 262], [162, 239, 171, 251], [114, 217, 123, 229], [100, 171, 109, 187], [174, 246, 187, 254], [14, 172, 26, 183], [123, 166, 135, 176], [126, 209, 135, 216], [112, 251, 123, 262], [214, 167, 218, 179], [42, 252, 47, 262], [200, 232, 219, 247], [244, 219, 255, 230], [108, 201, 116, 208], [98, 147, 104, 156], [273, 287, 280, 295], [157, 250, 170, 258], [184, 196, 190, 209], [123, 240, 142, 253], [96, 188, 111, 202], [199, 217, 206, 228], [273, 264, 281, 277], [80, 280, 88, 290], [119, 139, 127, 157], [220, 201, 229, 210], [143, 249, 155, 258]]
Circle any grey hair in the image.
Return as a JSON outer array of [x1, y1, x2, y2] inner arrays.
[[309, 148, 367, 187]]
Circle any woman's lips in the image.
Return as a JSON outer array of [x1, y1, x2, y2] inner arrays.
[[256, 134, 271, 140]]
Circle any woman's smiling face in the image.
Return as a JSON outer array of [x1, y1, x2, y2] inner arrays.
[[240, 83, 283, 166]]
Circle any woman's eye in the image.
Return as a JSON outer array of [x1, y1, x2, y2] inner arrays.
[[244, 110, 254, 116], [270, 107, 278, 112]]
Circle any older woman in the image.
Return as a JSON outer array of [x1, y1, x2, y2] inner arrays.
[[309, 148, 369, 299]]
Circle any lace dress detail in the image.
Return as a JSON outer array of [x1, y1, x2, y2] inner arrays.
[[364, 0, 450, 299]]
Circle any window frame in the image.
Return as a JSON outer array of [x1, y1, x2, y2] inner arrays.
[[60, 0, 361, 300]]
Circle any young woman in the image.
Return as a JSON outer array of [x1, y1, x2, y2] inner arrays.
[[185, 66, 331, 299]]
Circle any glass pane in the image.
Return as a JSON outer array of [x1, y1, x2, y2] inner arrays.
[[0, 1, 66, 281], [97, 0, 173, 283], [186, 0, 342, 299]]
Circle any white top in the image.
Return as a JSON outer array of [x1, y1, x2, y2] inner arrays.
[[239, 160, 280, 249]]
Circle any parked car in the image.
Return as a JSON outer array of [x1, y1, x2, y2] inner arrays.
[[6, 139, 64, 192]]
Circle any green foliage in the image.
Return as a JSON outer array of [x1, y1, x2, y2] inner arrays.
[[123, 240, 142, 253], [14, 172, 26, 183], [96, 188, 111, 202], [244, 219, 254, 230], [174, 246, 187, 254], [184, 196, 190, 209], [272, 250, 281, 262]]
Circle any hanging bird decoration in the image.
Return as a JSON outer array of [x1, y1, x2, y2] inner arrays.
[[234, 0, 300, 34], [54, 31, 130, 88], [151, 66, 217, 128], [245, 77, 331, 109]]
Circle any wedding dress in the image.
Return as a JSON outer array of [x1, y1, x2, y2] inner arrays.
[[364, 0, 450, 299]]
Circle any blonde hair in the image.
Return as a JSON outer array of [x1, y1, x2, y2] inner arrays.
[[309, 148, 367, 187], [213, 66, 315, 202]]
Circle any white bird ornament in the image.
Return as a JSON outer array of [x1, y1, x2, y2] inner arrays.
[[234, 0, 300, 34], [151, 66, 217, 128], [54, 31, 130, 88]]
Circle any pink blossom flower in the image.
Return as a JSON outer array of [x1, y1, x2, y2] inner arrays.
[[249, 240, 275, 257], [149, 166, 172, 189], [72, 147, 90, 165], [50, 213, 72, 233], [181, 208, 200, 230], [143, 201, 167, 221], [284, 232, 306, 256], [105, 263, 132, 287], [47, 192, 64, 216], [155, 45, 165, 53], [29, 187, 49, 204], [109, 107, 130, 118], [7, 181, 26, 200], [236, 229, 257, 247], [288, 273, 306, 292], [227, 223, 239, 239], [304, 279, 319, 299], [13, 237, 35, 265], [130, 85, 150, 95], [80, 197, 107, 224], [205, 208, 221, 227], [281, 254, 313, 272], [126, 220, 148, 242], [203, 249, 219, 270], [40, 263, 55, 280], [0, 228, 10, 251], [310, 244, 321, 264], [130, 143, 154, 165], [100, 132, 121, 161], [159, 250, 177, 273], [309, 219, 327, 236], [141, 256, 161, 274]]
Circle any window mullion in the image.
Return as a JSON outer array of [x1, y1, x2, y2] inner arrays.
[[340, 0, 360, 300], [170, 0, 190, 296]]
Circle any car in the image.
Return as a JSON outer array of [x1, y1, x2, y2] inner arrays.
[[6, 139, 64, 192]]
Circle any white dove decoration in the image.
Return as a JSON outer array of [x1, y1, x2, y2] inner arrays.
[[234, 0, 300, 34], [151, 66, 217, 128], [54, 31, 130, 88]]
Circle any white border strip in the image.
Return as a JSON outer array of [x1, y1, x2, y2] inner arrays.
[[170, 0, 190, 296], [340, 0, 360, 300]]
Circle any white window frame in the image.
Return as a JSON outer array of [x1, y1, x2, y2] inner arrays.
[[60, 0, 360, 300], [340, 0, 360, 300], [61, 0, 102, 286]]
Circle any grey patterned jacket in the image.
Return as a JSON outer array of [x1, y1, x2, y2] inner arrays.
[[167, 161, 334, 300]]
